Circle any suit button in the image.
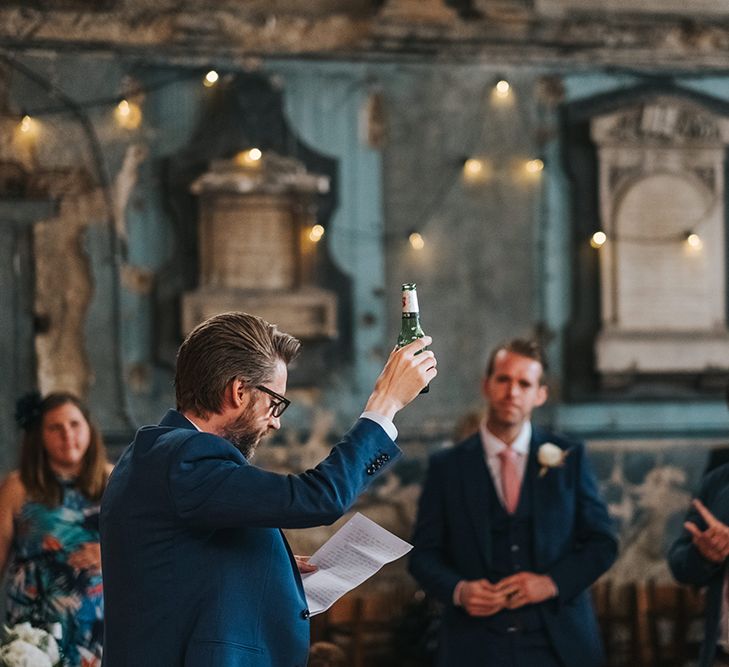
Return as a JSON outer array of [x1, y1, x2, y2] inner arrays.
[[511, 544, 519, 552], [301, 609, 310, 620], [507, 626, 517, 633]]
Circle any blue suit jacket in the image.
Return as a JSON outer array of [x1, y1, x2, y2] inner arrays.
[[408, 427, 617, 667], [100, 410, 400, 667], [668, 463, 729, 667]]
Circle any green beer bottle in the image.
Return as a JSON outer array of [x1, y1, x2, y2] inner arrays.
[[397, 282, 429, 393]]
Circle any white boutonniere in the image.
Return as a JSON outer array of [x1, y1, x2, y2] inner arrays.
[[537, 442, 569, 478], [0, 623, 61, 667]]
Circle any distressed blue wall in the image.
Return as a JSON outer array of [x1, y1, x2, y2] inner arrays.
[[1, 56, 729, 480]]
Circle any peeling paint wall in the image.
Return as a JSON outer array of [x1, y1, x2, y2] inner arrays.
[[34, 191, 104, 397], [2, 51, 729, 594]]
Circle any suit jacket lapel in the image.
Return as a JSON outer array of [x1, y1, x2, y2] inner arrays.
[[529, 427, 547, 568], [460, 435, 494, 568]]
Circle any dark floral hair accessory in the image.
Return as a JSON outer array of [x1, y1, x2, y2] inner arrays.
[[15, 390, 44, 431]]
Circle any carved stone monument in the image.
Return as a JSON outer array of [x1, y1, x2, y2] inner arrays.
[[182, 151, 337, 339], [591, 96, 729, 377]]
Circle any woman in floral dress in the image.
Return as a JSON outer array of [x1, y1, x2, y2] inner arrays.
[[0, 392, 112, 667]]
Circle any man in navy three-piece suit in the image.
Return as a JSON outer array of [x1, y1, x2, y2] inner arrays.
[[100, 311, 437, 667], [409, 338, 617, 667]]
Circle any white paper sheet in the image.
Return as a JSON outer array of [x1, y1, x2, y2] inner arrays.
[[301, 512, 413, 616]]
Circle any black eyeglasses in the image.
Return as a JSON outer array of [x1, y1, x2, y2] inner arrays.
[[255, 385, 291, 418]]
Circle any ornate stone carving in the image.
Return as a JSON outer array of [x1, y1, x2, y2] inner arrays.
[[600, 101, 722, 146], [182, 152, 337, 340], [591, 95, 729, 376]]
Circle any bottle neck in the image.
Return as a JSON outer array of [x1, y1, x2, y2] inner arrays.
[[401, 289, 419, 314]]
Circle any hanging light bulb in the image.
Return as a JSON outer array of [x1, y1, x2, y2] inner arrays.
[[203, 70, 219, 87], [463, 158, 483, 178], [525, 158, 544, 174], [234, 148, 263, 168], [590, 231, 607, 249], [462, 158, 493, 183], [686, 232, 703, 251], [16, 113, 39, 141], [115, 99, 142, 129], [409, 232, 425, 250], [308, 224, 325, 243], [495, 79, 511, 98]]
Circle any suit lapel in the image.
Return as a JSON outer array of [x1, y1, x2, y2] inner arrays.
[[529, 427, 548, 568], [460, 435, 494, 568]]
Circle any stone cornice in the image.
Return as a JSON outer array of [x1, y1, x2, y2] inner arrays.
[[2, 5, 729, 70]]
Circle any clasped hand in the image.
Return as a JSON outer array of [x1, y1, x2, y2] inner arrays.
[[460, 573, 557, 617], [684, 498, 729, 564]]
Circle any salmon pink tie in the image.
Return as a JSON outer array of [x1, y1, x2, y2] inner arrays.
[[498, 448, 521, 514]]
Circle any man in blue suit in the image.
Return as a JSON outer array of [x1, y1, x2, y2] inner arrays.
[[669, 466, 729, 667], [101, 311, 437, 667], [409, 338, 616, 667]]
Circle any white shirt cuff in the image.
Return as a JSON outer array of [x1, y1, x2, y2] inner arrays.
[[360, 411, 398, 442]]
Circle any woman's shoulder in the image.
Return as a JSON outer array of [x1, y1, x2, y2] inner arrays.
[[0, 471, 27, 513]]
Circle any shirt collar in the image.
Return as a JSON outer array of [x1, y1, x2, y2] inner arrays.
[[480, 420, 531, 459], [180, 412, 203, 431]]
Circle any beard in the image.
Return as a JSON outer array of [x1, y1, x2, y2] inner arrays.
[[221, 402, 268, 460]]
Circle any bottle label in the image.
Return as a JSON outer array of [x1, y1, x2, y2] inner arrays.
[[402, 290, 419, 313]]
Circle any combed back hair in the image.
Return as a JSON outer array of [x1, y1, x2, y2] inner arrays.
[[175, 312, 301, 418], [20, 392, 109, 506], [485, 338, 548, 384]]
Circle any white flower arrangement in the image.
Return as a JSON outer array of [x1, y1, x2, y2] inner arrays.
[[537, 442, 569, 477], [0, 623, 60, 667]]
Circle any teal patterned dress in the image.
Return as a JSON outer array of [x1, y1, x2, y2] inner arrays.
[[5, 479, 104, 667]]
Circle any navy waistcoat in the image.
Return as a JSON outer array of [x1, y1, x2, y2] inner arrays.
[[480, 459, 544, 633]]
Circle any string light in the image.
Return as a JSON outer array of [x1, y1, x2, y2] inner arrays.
[[686, 232, 703, 250], [114, 99, 142, 130], [495, 80, 511, 98], [525, 159, 544, 174], [203, 70, 219, 87], [19, 114, 33, 133], [234, 148, 263, 168], [463, 158, 483, 178], [462, 158, 493, 184], [308, 224, 325, 243], [590, 231, 607, 249], [409, 232, 425, 250]]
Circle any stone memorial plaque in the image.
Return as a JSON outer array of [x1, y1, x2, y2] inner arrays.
[[200, 195, 295, 291], [184, 152, 337, 340], [591, 96, 729, 375]]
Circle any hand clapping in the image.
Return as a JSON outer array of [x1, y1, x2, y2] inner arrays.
[[684, 498, 729, 564]]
